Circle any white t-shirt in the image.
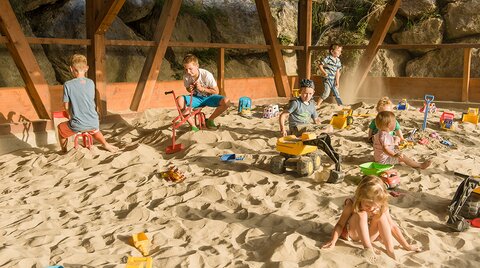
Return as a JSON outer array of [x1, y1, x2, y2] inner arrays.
[[183, 68, 217, 97]]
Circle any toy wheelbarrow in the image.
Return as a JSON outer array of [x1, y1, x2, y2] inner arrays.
[[220, 154, 245, 162]]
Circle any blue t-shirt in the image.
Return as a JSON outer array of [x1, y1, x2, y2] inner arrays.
[[63, 77, 99, 132], [321, 55, 342, 79], [287, 98, 318, 129]]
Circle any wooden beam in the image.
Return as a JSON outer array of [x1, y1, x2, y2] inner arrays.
[[130, 0, 182, 111], [354, 0, 401, 92], [462, 48, 472, 102], [255, 0, 290, 97], [95, 0, 126, 34], [217, 47, 225, 96], [0, 0, 51, 119], [297, 0, 312, 79], [86, 0, 108, 117]]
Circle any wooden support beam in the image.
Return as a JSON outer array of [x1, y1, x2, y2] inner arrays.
[[217, 48, 225, 96], [462, 48, 472, 102], [130, 0, 182, 111], [96, 0, 126, 34], [354, 0, 401, 92], [255, 0, 290, 97], [86, 0, 107, 118], [0, 0, 51, 119], [297, 0, 312, 79]]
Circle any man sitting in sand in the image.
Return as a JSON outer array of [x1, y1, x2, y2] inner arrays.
[[175, 54, 231, 131], [279, 79, 333, 137], [57, 54, 118, 153]]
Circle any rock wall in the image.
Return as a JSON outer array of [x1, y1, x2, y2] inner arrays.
[[1, 0, 480, 87]]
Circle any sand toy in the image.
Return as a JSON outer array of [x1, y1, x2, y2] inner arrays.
[[220, 154, 245, 161], [396, 99, 409, 110], [238, 96, 252, 113], [132, 232, 150, 256], [165, 90, 206, 154], [447, 172, 480, 231], [440, 111, 455, 130], [461, 107, 479, 125], [126, 256, 152, 268], [271, 132, 344, 182], [422, 94, 435, 130], [263, 104, 280, 119], [329, 108, 353, 129], [160, 165, 186, 182], [379, 169, 400, 189], [359, 162, 394, 176]]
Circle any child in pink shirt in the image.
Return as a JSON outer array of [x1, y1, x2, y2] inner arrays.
[[373, 111, 431, 169]]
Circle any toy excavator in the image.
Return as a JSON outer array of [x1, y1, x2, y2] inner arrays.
[[270, 132, 344, 183], [447, 172, 480, 231]]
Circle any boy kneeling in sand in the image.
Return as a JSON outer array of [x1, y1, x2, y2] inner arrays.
[[57, 54, 118, 153], [279, 79, 333, 137]]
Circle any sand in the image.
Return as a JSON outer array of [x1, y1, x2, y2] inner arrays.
[[0, 100, 479, 267]]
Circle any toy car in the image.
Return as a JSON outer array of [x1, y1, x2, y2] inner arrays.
[[379, 169, 400, 189], [440, 111, 455, 130], [329, 108, 353, 129], [461, 107, 479, 125], [263, 104, 280, 119], [270, 132, 344, 183], [397, 99, 409, 110]]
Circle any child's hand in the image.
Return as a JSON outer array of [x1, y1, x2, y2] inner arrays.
[[321, 240, 336, 249], [393, 136, 401, 145], [281, 129, 288, 137], [361, 248, 378, 263]]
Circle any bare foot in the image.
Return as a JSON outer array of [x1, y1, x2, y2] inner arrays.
[[420, 160, 432, 169], [387, 250, 396, 260], [102, 144, 119, 153], [404, 244, 422, 252]]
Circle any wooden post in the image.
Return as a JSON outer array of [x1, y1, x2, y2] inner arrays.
[[255, 0, 290, 97], [217, 47, 225, 96], [86, 0, 125, 118], [297, 0, 312, 79], [0, 0, 51, 119], [462, 48, 472, 102], [354, 0, 401, 92], [130, 0, 182, 112]]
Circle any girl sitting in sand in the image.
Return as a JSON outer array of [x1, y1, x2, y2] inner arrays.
[[367, 96, 404, 143], [373, 111, 431, 169], [322, 175, 421, 261]]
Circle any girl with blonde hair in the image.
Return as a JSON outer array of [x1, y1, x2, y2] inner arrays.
[[322, 175, 421, 261]]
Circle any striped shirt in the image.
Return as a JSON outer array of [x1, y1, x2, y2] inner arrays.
[[321, 55, 342, 79]]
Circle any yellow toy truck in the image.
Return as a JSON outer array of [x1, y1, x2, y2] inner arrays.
[[330, 108, 354, 129], [461, 108, 479, 125], [270, 133, 344, 183]]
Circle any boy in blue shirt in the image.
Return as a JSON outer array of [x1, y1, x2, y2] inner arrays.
[[279, 79, 333, 137], [317, 44, 343, 107], [57, 54, 118, 153]]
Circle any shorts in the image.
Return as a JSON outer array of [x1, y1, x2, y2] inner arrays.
[[58, 122, 98, 139], [183, 94, 224, 109], [378, 155, 399, 165], [289, 124, 316, 137]]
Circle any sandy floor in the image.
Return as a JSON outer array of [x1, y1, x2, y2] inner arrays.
[[0, 100, 479, 267]]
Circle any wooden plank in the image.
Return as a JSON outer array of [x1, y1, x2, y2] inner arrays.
[[297, 0, 312, 79], [217, 47, 225, 96], [95, 0, 126, 34], [462, 48, 472, 102], [86, 0, 108, 117], [0, 0, 51, 119], [354, 0, 401, 92], [255, 0, 290, 97], [130, 0, 182, 111]]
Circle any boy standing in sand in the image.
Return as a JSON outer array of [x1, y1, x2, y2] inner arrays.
[[279, 79, 333, 137], [317, 44, 343, 107], [175, 54, 231, 131], [57, 54, 118, 153]]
